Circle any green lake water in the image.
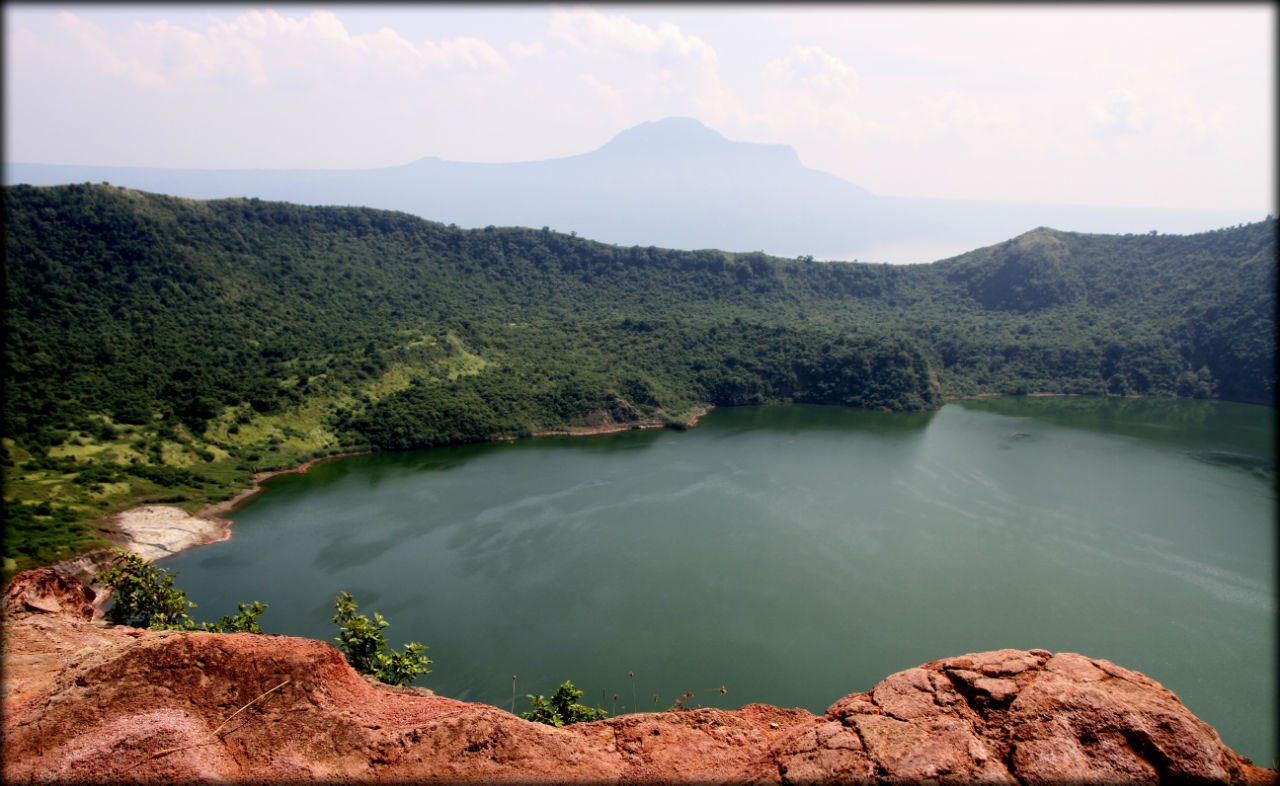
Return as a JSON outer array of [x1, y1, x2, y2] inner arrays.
[[161, 397, 1276, 765]]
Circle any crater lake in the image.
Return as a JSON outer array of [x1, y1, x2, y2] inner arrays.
[[160, 397, 1276, 765]]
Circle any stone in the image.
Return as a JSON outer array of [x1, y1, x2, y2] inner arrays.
[[3, 566, 97, 620]]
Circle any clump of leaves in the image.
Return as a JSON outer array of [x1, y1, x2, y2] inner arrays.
[[521, 680, 608, 727], [99, 549, 197, 629], [207, 601, 268, 633], [98, 548, 266, 632], [331, 591, 431, 686]]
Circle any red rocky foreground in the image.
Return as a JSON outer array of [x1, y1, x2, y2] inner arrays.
[[2, 568, 1273, 783]]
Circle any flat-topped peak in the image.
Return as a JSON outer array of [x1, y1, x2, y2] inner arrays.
[[604, 116, 727, 148], [594, 117, 798, 166]]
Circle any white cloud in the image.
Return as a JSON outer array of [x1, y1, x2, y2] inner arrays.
[[52, 11, 170, 88], [41, 8, 509, 91], [537, 7, 739, 133], [763, 46, 858, 102], [419, 36, 509, 72], [1089, 88, 1151, 135], [741, 44, 905, 178], [920, 91, 1020, 134], [1177, 103, 1228, 147], [548, 6, 716, 65], [575, 72, 627, 124], [749, 45, 870, 152], [508, 40, 545, 60]]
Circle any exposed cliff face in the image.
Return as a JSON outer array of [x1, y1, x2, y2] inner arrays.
[[2, 569, 1273, 783]]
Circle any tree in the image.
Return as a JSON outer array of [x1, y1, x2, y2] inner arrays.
[[331, 592, 431, 686]]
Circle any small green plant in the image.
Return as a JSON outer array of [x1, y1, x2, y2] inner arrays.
[[331, 591, 431, 686], [520, 680, 608, 727], [98, 548, 267, 632], [206, 601, 268, 633], [99, 549, 195, 629]]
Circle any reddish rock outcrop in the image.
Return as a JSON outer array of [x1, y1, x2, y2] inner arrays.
[[2, 569, 1273, 783], [3, 567, 97, 621]]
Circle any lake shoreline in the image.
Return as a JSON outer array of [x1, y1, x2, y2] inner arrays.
[[76, 408, 717, 580], [63, 392, 1218, 580], [55, 450, 375, 592], [490, 406, 713, 440], [198, 449, 378, 524]]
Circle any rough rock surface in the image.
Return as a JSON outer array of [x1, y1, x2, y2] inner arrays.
[[2, 569, 1273, 783]]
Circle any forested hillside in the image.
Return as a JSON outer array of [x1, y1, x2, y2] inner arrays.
[[3, 184, 1274, 574]]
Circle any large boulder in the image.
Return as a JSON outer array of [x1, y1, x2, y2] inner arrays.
[[3, 566, 97, 620]]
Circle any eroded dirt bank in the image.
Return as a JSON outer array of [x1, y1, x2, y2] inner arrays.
[[3, 568, 1273, 784]]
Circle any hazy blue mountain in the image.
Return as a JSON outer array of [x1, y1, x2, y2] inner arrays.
[[5, 117, 1264, 263]]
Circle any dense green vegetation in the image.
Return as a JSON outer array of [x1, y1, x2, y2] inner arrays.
[[3, 184, 1273, 576], [98, 549, 266, 632]]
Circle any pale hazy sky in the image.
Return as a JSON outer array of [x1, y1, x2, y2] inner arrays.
[[4, 3, 1274, 212]]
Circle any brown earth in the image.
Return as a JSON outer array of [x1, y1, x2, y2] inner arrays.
[[2, 568, 1274, 783]]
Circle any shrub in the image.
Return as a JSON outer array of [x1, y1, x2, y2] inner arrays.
[[521, 680, 608, 727], [206, 601, 268, 633], [98, 548, 266, 632], [331, 592, 431, 686], [99, 549, 196, 629]]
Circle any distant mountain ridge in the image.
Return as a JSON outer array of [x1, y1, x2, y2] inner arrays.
[[4, 117, 1264, 262]]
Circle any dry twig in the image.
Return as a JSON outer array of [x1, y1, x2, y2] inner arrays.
[[123, 677, 292, 772]]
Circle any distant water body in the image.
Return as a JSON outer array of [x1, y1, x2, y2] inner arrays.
[[848, 197, 1266, 264], [163, 397, 1276, 765]]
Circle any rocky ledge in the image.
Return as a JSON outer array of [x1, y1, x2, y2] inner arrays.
[[2, 568, 1273, 783]]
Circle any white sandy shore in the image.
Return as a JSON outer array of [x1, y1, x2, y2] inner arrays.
[[53, 506, 232, 584], [105, 505, 230, 563], [54, 453, 370, 587], [54, 414, 713, 590], [51, 506, 231, 611]]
